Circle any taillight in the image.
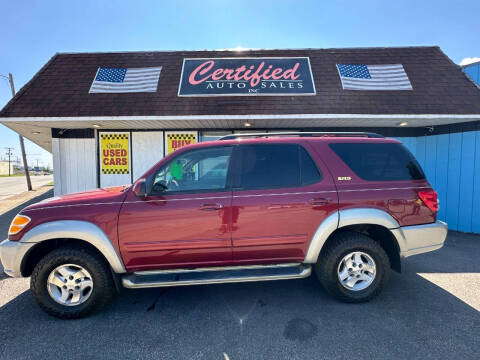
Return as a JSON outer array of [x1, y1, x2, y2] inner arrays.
[[418, 190, 439, 213]]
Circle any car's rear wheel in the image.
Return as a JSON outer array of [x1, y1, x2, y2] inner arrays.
[[31, 245, 116, 319], [314, 231, 390, 302]]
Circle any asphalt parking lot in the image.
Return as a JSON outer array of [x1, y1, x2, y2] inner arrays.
[[0, 192, 479, 359]]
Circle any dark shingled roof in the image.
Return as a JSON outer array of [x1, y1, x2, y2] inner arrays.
[[2, 46, 480, 118]]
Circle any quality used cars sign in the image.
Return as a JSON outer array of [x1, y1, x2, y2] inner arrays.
[[178, 57, 316, 96]]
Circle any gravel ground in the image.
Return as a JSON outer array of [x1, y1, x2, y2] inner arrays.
[[0, 196, 479, 359]]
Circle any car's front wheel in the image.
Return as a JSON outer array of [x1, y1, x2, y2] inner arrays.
[[314, 231, 390, 302], [30, 245, 116, 319]]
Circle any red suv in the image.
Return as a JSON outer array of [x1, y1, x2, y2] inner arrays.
[[0, 132, 447, 318]]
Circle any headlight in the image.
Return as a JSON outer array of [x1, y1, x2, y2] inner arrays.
[[8, 214, 31, 235]]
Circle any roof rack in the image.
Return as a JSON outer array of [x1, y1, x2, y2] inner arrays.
[[218, 132, 384, 140]]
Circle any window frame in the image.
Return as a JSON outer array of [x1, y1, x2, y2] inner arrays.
[[147, 145, 236, 195]]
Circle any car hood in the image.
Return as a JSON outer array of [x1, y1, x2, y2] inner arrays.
[[22, 186, 129, 211]]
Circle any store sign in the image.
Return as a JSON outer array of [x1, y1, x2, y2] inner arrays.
[[165, 131, 198, 155], [178, 57, 316, 96], [100, 133, 130, 174]]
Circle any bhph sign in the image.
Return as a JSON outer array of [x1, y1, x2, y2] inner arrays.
[[165, 131, 198, 155], [178, 57, 316, 96]]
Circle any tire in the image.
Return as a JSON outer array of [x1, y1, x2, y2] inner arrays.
[[30, 245, 116, 319], [314, 231, 390, 303]]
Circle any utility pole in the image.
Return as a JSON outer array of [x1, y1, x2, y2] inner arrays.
[[5, 147, 13, 176], [7, 74, 32, 190]]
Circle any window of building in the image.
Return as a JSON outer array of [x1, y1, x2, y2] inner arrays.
[[200, 131, 233, 142]]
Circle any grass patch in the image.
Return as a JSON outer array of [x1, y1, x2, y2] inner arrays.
[[0, 174, 25, 177]]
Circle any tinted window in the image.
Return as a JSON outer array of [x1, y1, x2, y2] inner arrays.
[[152, 146, 232, 193], [329, 143, 425, 181], [300, 147, 322, 185], [240, 144, 299, 189]]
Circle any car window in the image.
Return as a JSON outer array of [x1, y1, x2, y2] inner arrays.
[[239, 144, 300, 189], [152, 146, 232, 193], [329, 142, 425, 181], [300, 146, 322, 185]]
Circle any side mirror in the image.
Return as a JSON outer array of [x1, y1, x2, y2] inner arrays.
[[132, 178, 147, 197]]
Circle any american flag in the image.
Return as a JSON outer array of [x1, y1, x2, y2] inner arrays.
[[89, 66, 162, 93], [336, 64, 412, 90]]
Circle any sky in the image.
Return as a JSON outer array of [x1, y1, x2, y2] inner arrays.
[[1, 0, 479, 169]]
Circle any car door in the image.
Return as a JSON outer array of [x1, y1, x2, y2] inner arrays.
[[231, 142, 338, 264], [118, 145, 235, 271]]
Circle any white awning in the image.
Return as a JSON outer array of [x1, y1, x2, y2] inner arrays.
[[2, 113, 480, 152]]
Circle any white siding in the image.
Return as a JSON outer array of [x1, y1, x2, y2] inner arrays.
[[52, 137, 97, 195], [132, 131, 164, 180]]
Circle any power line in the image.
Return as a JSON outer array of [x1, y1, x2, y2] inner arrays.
[[5, 147, 13, 176]]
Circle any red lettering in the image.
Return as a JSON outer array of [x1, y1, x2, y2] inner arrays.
[[187, 60, 303, 87], [270, 68, 283, 80], [224, 69, 235, 80], [188, 60, 214, 85], [261, 65, 273, 80], [283, 62, 300, 80], [233, 65, 247, 81], [122, 158, 127, 165], [211, 68, 225, 81], [121, 149, 127, 156], [247, 62, 264, 87]]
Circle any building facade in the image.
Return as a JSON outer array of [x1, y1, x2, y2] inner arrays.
[[2, 46, 480, 233], [463, 60, 480, 86], [0, 161, 14, 176]]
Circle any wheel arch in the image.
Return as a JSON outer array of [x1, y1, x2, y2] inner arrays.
[[304, 208, 403, 272], [19, 220, 126, 277]]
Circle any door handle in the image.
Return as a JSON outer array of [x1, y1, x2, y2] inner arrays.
[[268, 204, 292, 210], [309, 198, 331, 206], [200, 203, 224, 211]]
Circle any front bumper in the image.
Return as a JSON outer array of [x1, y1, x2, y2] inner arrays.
[[0, 239, 36, 277], [391, 220, 448, 258]]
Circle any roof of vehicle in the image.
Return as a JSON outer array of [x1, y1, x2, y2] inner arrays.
[[193, 135, 401, 149]]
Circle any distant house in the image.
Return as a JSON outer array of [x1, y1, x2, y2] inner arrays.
[[0, 161, 14, 176], [462, 60, 480, 86]]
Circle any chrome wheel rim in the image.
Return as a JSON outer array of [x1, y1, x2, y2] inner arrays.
[[47, 264, 93, 306], [337, 251, 376, 291]]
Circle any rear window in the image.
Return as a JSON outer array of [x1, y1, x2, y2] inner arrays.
[[329, 142, 425, 181]]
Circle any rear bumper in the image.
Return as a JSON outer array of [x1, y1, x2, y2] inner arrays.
[[0, 239, 35, 278], [391, 221, 448, 258]]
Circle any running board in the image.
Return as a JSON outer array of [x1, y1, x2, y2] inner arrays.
[[121, 263, 311, 289]]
